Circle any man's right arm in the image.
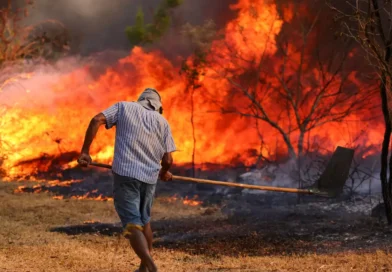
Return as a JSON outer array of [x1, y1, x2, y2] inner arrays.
[[78, 113, 107, 166], [77, 102, 120, 167]]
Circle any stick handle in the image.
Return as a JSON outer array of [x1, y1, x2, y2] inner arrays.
[[172, 175, 311, 194], [90, 162, 112, 169], [89, 162, 312, 195]]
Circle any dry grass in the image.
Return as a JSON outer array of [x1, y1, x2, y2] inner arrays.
[[0, 181, 392, 272]]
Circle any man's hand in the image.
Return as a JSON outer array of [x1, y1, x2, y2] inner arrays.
[[77, 153, 92, 167], [159, 170, 173, 182], [160, 152, 173, 181]]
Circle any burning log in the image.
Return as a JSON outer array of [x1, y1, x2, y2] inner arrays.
[[11, 151, 79, 180]]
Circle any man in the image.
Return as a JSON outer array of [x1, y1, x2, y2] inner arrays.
[[77, 88, 176, 272]]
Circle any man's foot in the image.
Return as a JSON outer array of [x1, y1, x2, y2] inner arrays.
[[126, 228, 157, 272], [136, 263, 149, 272]]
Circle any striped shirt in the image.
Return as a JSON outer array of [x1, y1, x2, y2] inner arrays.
[[101, 102, 176, 184]]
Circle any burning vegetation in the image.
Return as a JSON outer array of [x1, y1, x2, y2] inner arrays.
[[13, 179, 115, 201], [0, 0, 382, 184], [161, 194, 203, 207], [1, 1, 392, 270]]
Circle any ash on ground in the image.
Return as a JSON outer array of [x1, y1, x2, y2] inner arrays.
[[13, 163, 385, 218], [37, 164, 392, 256]]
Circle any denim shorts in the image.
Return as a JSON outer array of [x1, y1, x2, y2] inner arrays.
[[112, 172, 156, 230]]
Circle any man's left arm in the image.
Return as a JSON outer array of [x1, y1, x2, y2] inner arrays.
[[159, 123, 177, 181]]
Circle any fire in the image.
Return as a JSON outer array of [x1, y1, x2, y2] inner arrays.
[[14, 185, 28, 193], [182, 195, 202, 206], [0, 73, 33, 92], [0, 0, 383, 181], [13, 179, 113, 201], [83, 220, 99, 224], [47, 179, 82, 186], [163, 194, 179, 203], [161, 194, 202, 206], [70, 193, 113, 202]]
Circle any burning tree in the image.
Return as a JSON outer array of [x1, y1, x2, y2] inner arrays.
[[0, 0, 380, 183], [180, 20, 217, 177], [328, 0, 392, 224], [126, 3, 213, 177], [183, 2, 375, 187]]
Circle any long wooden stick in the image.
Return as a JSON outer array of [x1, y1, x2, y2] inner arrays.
[[90, 162, 112, 169], [89, 162, 313, 194], [171, 175, 312, 194]]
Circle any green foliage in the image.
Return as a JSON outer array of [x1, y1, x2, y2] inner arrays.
[[165, 0, 183, 8], [125, 8, 147, 45], [125, 0, 183, 46]]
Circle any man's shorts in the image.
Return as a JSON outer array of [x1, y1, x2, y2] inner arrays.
[[112, 172, 156, 231]]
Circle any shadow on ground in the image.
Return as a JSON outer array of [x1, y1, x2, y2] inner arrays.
[[50, 207, 392, 257]]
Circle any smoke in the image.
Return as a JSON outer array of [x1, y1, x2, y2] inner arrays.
[[11, 0, 237, 57], [0, 57, 92, 107]]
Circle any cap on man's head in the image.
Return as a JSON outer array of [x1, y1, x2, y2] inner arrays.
[[137, 88, 162, 112]]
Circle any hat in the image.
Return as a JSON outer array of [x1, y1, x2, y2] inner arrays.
[[137, 88, 162, 112]]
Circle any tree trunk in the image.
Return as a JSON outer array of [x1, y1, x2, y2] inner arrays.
[[380, 72, 392, 224], [296, 130, 305, 204], [283, 138, 296, 160], [190, 87, 196, 178]]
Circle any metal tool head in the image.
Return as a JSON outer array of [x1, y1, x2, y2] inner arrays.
[[307, 146, 355, 198]]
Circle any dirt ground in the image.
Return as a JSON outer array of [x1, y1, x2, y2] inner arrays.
[[1, 181, 392, 272]]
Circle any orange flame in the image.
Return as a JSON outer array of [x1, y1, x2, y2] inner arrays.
[[161, 194, 202, 206], [14, 185, 27, 193], [0, 0, 382, 180], [70, 193, 113, 202], [161, 194, 179, 204], [182, 195, 202, 206], [13, 179, 113, 201], [83, 220, 99, 224]]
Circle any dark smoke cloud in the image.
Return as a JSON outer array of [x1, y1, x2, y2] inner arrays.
[[10, 0, 237, 57]]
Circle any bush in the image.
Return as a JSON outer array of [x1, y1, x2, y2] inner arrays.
[[125, 0, 183, 46]]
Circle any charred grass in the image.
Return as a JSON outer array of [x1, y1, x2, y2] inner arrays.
[[0, 181, 392, 272]]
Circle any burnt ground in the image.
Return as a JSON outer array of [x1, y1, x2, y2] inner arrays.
[[153, 207, 391, 257], [7, 165, 392, 261], [49, 199, 392, 258], [1, 177, 392, 271]]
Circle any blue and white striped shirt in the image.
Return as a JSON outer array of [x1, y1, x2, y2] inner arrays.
[[102, 102, 176, 184]]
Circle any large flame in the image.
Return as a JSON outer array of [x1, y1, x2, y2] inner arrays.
[[0, 0, 383, 180]]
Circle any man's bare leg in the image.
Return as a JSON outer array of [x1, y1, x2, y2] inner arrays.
[[143, 222, 153, 252], [137, 223, 153, 271], [127, 228, 157, 272]]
